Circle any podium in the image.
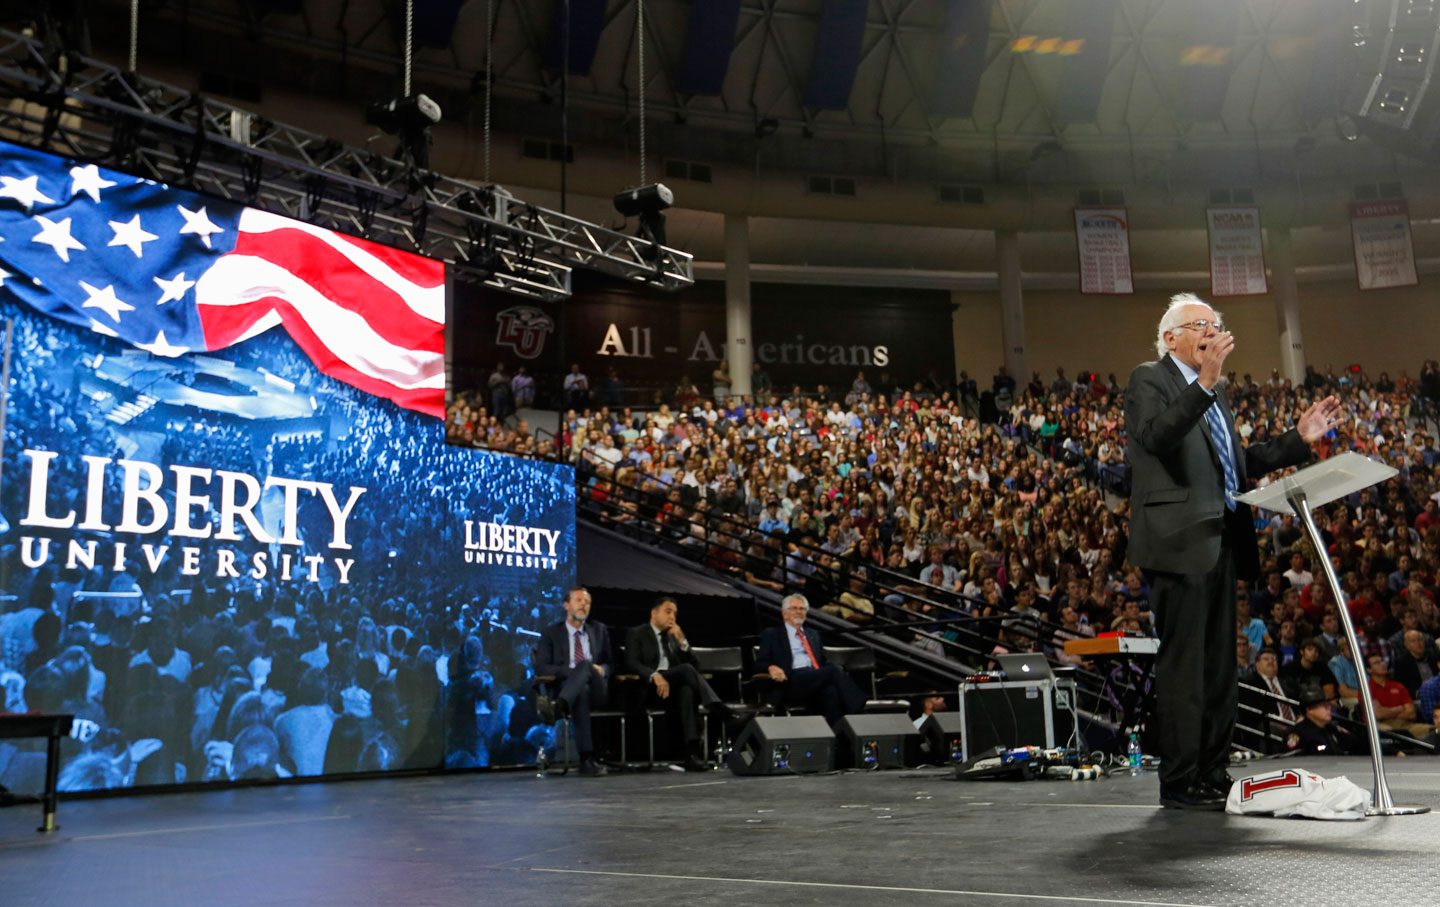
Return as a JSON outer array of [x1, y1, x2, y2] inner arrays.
[[1237, 451, 1429, 816]]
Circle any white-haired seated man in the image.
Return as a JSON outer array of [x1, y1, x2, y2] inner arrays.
[[753, 594, 867, 727]]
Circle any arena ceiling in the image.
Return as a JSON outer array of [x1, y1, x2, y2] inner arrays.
[[26, 1, 1434, 276], [62, 1, 1389, 168]]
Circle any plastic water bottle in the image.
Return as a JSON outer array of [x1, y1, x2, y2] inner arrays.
[[1127, 732, 1143, 777]]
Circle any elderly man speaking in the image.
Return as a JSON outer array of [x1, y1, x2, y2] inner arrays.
[[1125, 293, 1343, 810]]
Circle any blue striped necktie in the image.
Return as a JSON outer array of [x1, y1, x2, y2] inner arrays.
[[1203, 401, 1239, 510]]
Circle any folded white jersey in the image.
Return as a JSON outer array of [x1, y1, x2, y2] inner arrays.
[[1224, 768, 1370, 820]]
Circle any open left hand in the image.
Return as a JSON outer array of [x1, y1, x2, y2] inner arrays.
[[1296, 395, 1344, 444]]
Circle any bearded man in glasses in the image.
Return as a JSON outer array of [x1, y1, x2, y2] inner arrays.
[[1126, 292, 1343, 810]]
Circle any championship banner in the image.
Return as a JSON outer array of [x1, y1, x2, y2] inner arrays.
[[1349, 200, 1418, 290], [1206, 207, 1268, 297], [0, 142, 576, 793], [1073, 208, 1134, 294]]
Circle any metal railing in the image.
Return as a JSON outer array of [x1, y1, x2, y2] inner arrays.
[[572, 459, 1126, 716]]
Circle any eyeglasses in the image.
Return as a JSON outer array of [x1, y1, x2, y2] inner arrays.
[[1174, 319, 1226, 333]]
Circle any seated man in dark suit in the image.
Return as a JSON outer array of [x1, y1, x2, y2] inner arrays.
[[535, 587, 612, 776], [1238, 648, 1297, 752], [625, 596, 722, 773], [1391, 629, 1440, 697], [754, 593, 867, 726]]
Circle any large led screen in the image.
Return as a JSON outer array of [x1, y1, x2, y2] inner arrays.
[[0, 141, 575, 792]]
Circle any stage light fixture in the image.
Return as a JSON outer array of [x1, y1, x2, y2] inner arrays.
[[613, 183, 674, 253], [366, 93, 443, 169], [613, 183, 673, 217]]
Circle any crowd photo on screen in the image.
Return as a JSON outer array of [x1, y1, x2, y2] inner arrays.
[[0, 304, 576, 794]]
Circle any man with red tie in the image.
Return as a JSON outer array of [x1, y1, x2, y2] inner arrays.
[[536, 587, 613, 776], [754, 594, 867, 726]]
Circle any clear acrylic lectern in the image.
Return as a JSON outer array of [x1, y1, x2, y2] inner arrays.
[[1238, 451, 1429, 816]]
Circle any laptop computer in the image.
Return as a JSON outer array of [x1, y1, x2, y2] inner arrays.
[[995, 653, 1053, 682]]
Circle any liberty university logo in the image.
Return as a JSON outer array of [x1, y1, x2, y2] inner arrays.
[[494, 305, 555, 360]]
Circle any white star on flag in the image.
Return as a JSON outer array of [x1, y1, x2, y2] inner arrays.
[[177, 205, 224, 248], [0, 174, 55, 210], [70, 165, 118, 203], [78, 281, 136, 321], [89, 319, 119, 337], [153, 271, 196, 304], [136, 330, 188, 357], [31, 215, 86, 262], [0, 264, 11, 285], [108, 214, 159, 258]]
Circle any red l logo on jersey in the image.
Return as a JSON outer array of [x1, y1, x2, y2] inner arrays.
[[1240, 770, 1303, 801]]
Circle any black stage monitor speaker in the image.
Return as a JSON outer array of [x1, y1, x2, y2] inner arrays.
[[836, 713, 923, 769], [727, 716, 835, 775], [919, 711, 965, 765]]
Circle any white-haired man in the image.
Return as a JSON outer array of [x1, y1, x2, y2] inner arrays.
[[1126, 293, 1342, 810], [753, 594, 867, 726]]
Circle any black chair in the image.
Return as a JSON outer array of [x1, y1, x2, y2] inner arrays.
[[691, 645, 765, 760], [745, 644, 802, 715], [612, 641, 664, 768], [823, 646, 909, 713]]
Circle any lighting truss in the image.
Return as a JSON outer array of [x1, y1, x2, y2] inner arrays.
[[0, 29, 693, 302]]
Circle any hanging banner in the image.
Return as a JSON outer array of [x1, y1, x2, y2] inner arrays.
[[1349, 200, 1418, 290], [1206, 207, 1268, 296], [1073, 208, 1134, 294]]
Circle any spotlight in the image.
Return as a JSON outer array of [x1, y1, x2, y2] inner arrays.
[[613, 183, 674, 255], [366, 93, 442, 132], [366, 93, 443, 168]]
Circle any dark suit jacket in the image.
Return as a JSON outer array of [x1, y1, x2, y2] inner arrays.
[[1391, 652, 1439, 697], [754, 624, 826, 675], [624, 623, 699, 677], [1125, 356, 1311, 580], [1240, 668, 1297, 717], [535, 619, 612, 679]]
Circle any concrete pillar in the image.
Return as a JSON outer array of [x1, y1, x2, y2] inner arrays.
[[724, 214, 753, 398], [995, 230, 1028, 384], [1266, 225, 1306, 384]]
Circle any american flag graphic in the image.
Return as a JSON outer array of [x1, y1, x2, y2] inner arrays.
[[0, 139, 445, 416]]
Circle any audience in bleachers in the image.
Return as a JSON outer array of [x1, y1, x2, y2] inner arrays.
[[450, 357, 1440, 751]]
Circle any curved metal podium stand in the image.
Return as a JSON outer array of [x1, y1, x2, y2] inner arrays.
[[1240, 452, 1429, 816]]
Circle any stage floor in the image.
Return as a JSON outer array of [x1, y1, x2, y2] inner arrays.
[[2, 756, 1438, 906]]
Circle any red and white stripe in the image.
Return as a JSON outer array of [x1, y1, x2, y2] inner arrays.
[[193, 209, 446, 417]]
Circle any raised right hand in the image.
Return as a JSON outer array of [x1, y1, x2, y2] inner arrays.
[[1197, 331, 1234, 390]]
